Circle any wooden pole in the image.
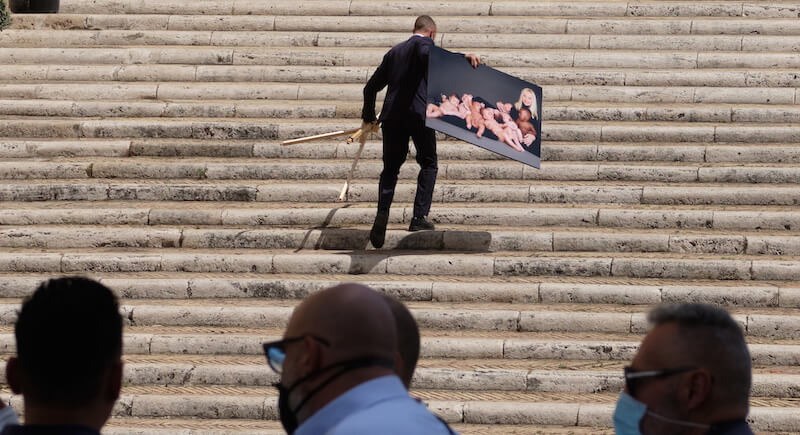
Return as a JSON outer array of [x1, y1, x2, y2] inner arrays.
[[278, 115, 380, 201], [280, 128, 361, 146], [338, 122, 378, 201]]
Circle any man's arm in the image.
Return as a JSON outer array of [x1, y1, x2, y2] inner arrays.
[[465, 53, 481, 68], [362, 54, 390, 123]]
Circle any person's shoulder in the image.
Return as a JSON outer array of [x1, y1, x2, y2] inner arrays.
[[328, 396, 452, 435]]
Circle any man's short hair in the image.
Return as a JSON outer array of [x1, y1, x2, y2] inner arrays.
[[15, 277, 122, 406], [414, 15, 436, 33], [648, 303, 751, 407], [382, 295, 420, 387]]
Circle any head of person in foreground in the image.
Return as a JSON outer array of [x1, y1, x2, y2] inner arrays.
[[6, 277, 123, 432], [263, 283, 451, 435], [615, 303, 752, 435]]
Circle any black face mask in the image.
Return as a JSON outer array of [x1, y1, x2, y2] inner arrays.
[[274, 356, 395, 434]]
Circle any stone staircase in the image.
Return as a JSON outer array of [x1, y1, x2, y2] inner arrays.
[[1, 0, 800, 433]]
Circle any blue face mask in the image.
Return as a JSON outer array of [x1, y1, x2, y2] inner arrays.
[[613, 392, 647, 435], [613, 392, 712, 435]]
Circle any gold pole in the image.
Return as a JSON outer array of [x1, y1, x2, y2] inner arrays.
[[280, 128, 361, 146]]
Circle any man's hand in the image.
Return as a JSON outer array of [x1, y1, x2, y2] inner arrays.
[[465, 53, 481, 68]]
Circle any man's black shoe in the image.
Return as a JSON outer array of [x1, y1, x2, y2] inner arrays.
[[370, 213, 389, 248], [409, 217, 435, 232]]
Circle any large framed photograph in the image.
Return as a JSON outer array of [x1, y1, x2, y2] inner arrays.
[[426, 46, 542, 168]]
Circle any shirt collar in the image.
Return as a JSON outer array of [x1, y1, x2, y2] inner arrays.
[[295, 375, 408, 435]]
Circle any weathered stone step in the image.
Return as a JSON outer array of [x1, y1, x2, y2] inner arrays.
[[0, 10, 789, 34], [6, 159, 800, 184], [5, 29, 800, 52], [100, 404, 800, 434], [2, 180, 800, 206], [0, 248, 799, 280], [2, 225, 800, 257], [3, 327, 794, 363], [26, 302, 798, 338], [2, 274, 799, 308], [13, 14, 800, 37], [3, 203, 799, 231], [17, 354, 792, 399], [105, 418, 282, 435], [5, 138, 797, 164], [5, 46, 800, 69], [5, 389, 798, 432], [2, 83, 797, 107], [52, 0, 800, 19], [6, 117, 800, 144], [100, 361, 800, 398], [10, 99, 800, 124], [8, 64, 800, 88], [108, 353, 800, 375], [102, 419, 614, 435]]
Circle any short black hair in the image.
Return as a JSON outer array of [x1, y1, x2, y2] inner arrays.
[[414, 15, 436, 33], [648, 303, 751, 407], [15, 277, 122, 406], [382, 295, 420, 388]]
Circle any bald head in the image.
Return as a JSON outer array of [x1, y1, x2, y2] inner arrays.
[[287, 283, 398, 362]]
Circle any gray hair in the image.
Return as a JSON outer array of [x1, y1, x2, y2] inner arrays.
[[648, 303, 751, 408]]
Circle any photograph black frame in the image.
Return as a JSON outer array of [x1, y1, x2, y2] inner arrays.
[[426, 46, 542, 169]]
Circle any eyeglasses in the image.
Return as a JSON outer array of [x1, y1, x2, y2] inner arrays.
[[263, 335, 330, 374], [623, 366, 696, 397]]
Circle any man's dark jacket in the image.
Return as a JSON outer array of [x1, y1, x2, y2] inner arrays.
[[362, 35, 433, 124]]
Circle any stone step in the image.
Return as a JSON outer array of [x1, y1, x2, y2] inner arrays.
[[3, 327, 794, 363], [1, 273, 799, 307], [4, 138, 798, 165], [100, 361, 800, 397], [52, 0, 800, 19], [8, 65, 800, 88], [2, 83, 797, 107], [5, 47, 800, 69], [2, 180, 800, 206], [106, 353, 800, 374], [4, 29, 800, 52], [4, 159, 800, 184], [2, 203, 799, 231], [100, 419, 636, 435], [9, 99, 800, 124], [21, 353, 797, 399], [102, 419, 617, 435], [0, 249, 798, 280], [12, 14, 800, 36], [11, 301, 792, 338], [5, 117, 800, 144], [1, 225, 800, 257], [4, 388, 799, 432]]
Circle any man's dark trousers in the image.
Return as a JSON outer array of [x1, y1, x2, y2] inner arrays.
[[378, 117, 437, 219]]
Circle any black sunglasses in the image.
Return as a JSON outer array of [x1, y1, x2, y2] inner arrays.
[[623, 365, 696, 397], [263, 335, 330, 374]]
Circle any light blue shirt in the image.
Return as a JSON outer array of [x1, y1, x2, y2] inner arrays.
[[295, 375, 455, 435]]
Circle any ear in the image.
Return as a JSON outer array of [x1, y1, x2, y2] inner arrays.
[[299, 336, 323, 373], [106, 360, 123, 402], [6, 357, 22, 395], [684, 369, 713, 410]]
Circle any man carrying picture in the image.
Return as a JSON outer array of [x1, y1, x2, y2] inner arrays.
[[361, 15, 480, 249]]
